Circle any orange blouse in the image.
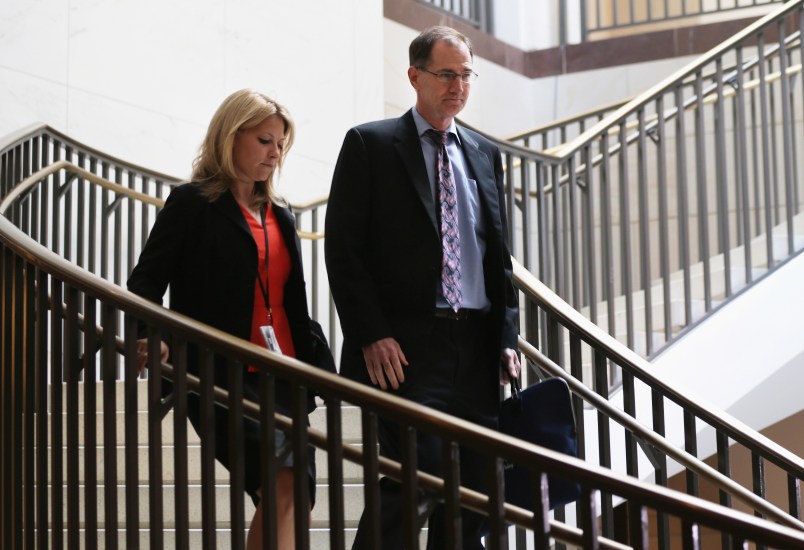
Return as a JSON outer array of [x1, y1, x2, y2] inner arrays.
[[240, 205, 296, 365]]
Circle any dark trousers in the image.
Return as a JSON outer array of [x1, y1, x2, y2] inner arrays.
[[352, 313, 498, 550]]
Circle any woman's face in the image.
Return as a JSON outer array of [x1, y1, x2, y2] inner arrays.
[[232, 114, 286, 185]]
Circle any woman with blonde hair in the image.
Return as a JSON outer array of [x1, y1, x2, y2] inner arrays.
[[128, 89, 323, 548]]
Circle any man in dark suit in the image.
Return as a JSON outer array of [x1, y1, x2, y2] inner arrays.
[[325, 26, 520, 549]]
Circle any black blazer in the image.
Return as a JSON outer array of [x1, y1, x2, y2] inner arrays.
[[127, 183, 315, 407], [325, 109, 519, 391]]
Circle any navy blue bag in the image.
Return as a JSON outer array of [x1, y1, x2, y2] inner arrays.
[[499, 376, 580, 510]]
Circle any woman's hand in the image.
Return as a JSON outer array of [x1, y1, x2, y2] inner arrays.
[[136, 338, 170, 374]]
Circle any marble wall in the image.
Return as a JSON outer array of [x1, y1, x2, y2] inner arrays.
[[0, 0, 383, 203], [1, 1, 694, 202]]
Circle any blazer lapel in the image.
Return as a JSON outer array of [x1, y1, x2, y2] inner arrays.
[[394, 110, 438, 234], [214, 189, 254, 239], [274, 205, 303, 268]]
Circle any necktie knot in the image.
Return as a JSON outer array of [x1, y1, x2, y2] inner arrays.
[[425, 129, 448, 146]]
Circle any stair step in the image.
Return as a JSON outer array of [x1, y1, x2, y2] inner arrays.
[[46, 441, 367, 484], [46, 481, 366, 528], [42, 371, 448, 548], [578, 211, 804, 345], [59, 526, 430, 549], [43, 402, 363, 446]]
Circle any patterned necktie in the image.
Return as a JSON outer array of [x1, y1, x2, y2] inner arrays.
[[426, 129, 462, 312]]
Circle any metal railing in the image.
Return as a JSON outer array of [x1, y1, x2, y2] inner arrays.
[[489, 0, 804, 360], [513, 259, 804, 547], [4, 156, 804, 549], [583, 0, 782, 40], [412, 0, 781, 47], [416, 0, 493, 32], [0, 124, 334, 348], [4, 122, 804, 547], [505, 99, 631, 153]]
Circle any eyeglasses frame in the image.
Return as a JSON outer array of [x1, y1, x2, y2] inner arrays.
[[416, 66, 479, 84]]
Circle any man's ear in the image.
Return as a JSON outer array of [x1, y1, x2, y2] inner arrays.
[[408, 66, 419, 90]]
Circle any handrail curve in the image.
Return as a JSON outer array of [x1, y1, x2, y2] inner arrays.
[[514, 258, 804, 480], [5, 60, 804, 543], [4, 208, 804, 546], [554, 0, 804, 159]]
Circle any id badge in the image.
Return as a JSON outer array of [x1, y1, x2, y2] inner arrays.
[[260, 325, 282, 353]]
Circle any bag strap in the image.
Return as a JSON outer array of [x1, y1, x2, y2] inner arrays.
[[510, 376, 523, 411]]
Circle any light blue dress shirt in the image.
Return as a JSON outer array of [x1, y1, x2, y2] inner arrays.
[[412, 106, 490, 312]]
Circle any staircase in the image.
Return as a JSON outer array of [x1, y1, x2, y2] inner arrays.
[[572, 211, 804, 368], [46, 380, 368, 549]]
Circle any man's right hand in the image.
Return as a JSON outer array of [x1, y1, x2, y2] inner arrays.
[[362, 337, 408, 390]]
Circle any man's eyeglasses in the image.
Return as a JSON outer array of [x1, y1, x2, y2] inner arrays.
[[417, 67, 478, 84]]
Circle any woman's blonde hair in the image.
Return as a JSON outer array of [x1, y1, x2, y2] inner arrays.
[[191, 89, 295, 208]]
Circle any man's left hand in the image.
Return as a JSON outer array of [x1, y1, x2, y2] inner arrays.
[[499, 348, 520, 385]]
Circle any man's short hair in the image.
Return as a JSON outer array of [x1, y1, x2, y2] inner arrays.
[[409, 26, 473, 68]]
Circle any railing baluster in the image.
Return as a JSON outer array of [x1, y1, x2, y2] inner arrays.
[[123, 316, 140, 549], [225, 358, 245, 549], [83, 293, 99, 545], [401, 425, 420, 550], [716, 432, 733, 549], [361, 409, 381, 550], [788, 473, 802, 520], [536, 160, 549, 285], [693, 70, 712, 310], [442, 440, 461, 549], [326, 398, 346, 550], [581, 487, 600, 549], [198, 350, 217, 550], [629, 502, 649, 550], [65, 286, 81, 549], [50, 277, 65, 550], [292, 384, 311, 550], [35, 266, 49, 550], [714, 58, 732, 298], [521, 156, 532, 271], [683, 521, 701, 550], [778, 21, 797, 257], [486, 457, 507, 550], [147, 328, 165, 550], [552, 164, 564, 299], [172, 339, 189, 550], [623, 371, 639, 478], [637, 107, 653, 355], [618, 119, 635, 350], [655, 94, 672, 343], [674, 86, 692, 325], [259, 370, 278, 550], [101, 302, 119, 550], [734, 47, 753, 288], [568, 159, 580, 308], [581, 144, 597, 322]]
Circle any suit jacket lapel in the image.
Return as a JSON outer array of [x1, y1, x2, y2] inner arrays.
[[274, 205, 303, 270], [394, 110, 438, 234], [457, 125, 503, 238]]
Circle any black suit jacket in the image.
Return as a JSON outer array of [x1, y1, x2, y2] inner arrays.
[[325, 109, 518, 395], [127, 183, 315, 408]]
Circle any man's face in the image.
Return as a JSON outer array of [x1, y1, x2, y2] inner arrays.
[[409, 39, 473, 130]]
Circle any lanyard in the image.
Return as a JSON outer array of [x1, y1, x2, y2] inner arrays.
[[255, 207, 274, 326]]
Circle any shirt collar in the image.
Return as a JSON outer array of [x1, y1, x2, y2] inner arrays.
[[412, 106, 460, 144]]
